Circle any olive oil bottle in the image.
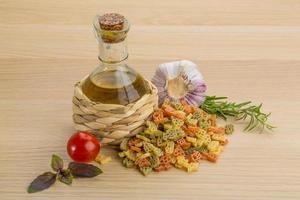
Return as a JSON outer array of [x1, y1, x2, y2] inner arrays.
[[82, 13, 150, 105]]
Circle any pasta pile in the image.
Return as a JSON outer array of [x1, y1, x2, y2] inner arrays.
[[118, 100, 234, 175]]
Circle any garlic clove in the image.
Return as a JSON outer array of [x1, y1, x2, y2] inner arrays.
[[152, 60, 206, 106]]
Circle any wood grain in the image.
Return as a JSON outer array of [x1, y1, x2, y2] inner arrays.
[[0, 0, 300, 199]]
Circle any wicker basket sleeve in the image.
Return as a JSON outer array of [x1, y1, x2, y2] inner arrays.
[[72, 78, 158, 145]]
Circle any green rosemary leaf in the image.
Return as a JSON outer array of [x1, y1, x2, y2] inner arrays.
[[244, 114, 255, 131], [218, 111, 227, 120], [201, 95, 275, 133], [236, 101, 251, 107], [248, 117, 259, 131]]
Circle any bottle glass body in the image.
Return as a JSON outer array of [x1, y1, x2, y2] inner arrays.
[[82, 15, 150, 105]]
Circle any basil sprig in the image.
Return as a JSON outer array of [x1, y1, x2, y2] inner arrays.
[[27, 154, 102, 193]]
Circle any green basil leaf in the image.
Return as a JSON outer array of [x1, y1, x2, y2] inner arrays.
[[27, 172, 56, 193], [51, 154, 63, 172], [68, 162, 102, 178], [57, 169, 73, 185]]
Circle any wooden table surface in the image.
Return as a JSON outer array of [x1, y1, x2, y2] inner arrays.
[[1, 0, 300, 199]]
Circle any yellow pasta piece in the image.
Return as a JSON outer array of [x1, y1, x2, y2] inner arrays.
[[124, 150, 137, 161], [209, 145, 224, 156], [185, 114, 198, 126], [175, 163, 184, 170], [143, 142, 163, 157], [195, 129, 207, 138], [211, 133, 227, 142], [165, 141, 175, 154], [207, 141, 220, 152], [136, 135, 151, 142], [135, 142, 143, 147], [195, 138, 205, 147], [187, 162, 199, 172], [136, 152, 151, 160], [120, 138, 129, 151], [195, 132, 211, 145], [176, 156, 190, 168], [186, 136, 197, 147], [176, 156, 199, 172], [95, 154, 112, 165], [118, 151, 126, 158]]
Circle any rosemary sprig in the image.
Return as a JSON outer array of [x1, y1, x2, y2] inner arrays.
[[201, 96, 275, 132]]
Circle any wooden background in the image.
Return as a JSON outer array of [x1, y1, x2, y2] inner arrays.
[[1, 0, 300, 199]]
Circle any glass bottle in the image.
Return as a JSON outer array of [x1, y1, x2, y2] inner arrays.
[[82, 13, 150, 105]]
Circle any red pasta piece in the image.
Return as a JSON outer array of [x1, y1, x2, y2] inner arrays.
[[159, 154, 172, 165], [190, 106, 200, 114], [183, 125, 200, 137], [202, 152, 218, 163], [219, 139, 229, 146], [176, 138, 191, 150], [188, 151, 202, 163], [176, 138, 186, 146], [135, 158, 151, 168], [128, 138, 141, 147], [130, 146, 142, 153], [207, 127, 225, 134], [154, 163, 172, 172], [152, 109, 166, 125], [173, 145, 185, 157], [162, 104, 186, 120]]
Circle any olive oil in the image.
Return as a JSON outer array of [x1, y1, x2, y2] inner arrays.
[[82, 69, 149, 105], [81, 13, 150, 106]]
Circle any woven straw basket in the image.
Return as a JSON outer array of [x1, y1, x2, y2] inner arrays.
[[72, 77, 158, 145]]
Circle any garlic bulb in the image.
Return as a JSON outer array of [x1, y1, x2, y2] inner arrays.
[[152, 60, 207, 106]]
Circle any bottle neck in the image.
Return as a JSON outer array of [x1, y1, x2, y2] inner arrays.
[[98, 39, 128, 64]]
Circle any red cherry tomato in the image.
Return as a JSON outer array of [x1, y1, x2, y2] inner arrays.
[[67, 132, 100, 163]]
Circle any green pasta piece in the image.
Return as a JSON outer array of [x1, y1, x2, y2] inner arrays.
[[139, 167, 153, 176], [199, 120, 209, 130], [150, 137, 157, 144], [171, 102, 184, 111], [185, 114, 198, 126], [225, 124, 234, 135], [149, 155, 160, 168], [143, 142, 152, 152], [146, 121, 158, 131], [163, 121, 173, 130], [144, 129, 164, 137], [122, 158, 134, 168], [143, 142, 163, 157], [191, 111, 202, 120], [185, 145, 208, 155], [162, 128, 185, 141], [156, 136, 166, 147], [171, 117, 184, 127]]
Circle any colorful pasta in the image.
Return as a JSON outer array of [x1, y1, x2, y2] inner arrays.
[[164, 141, 175, 154], [118, 100, 233, 175]]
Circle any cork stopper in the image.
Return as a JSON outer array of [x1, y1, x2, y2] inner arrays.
[[99, 13, 125, 31]]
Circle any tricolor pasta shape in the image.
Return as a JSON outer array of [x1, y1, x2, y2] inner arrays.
[[118, 100, 233, 175]]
